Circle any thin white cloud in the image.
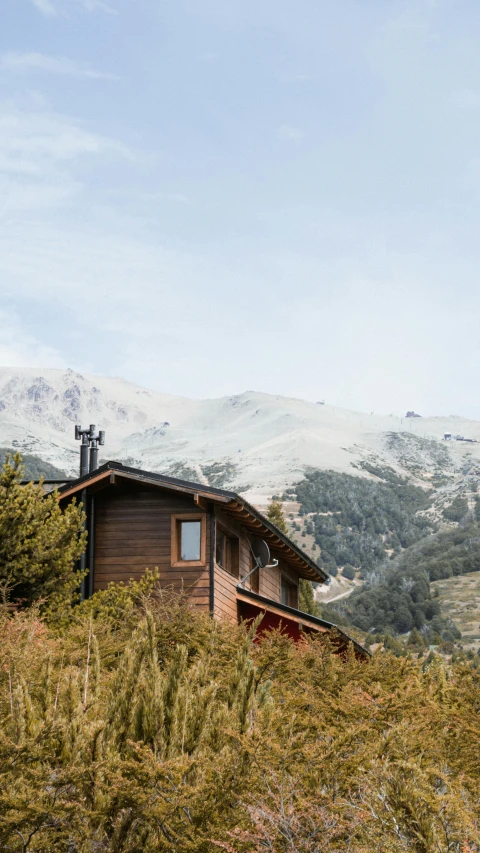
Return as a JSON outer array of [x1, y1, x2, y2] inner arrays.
[[0, 53, 118, 81], [29, 0, 116, 15], [77, 0, 117, 13], [30, 0, 56, 16], [0, 98, 133, 215], [277, 124, 304, 142], [0, 310, 64, 369], [0, 103, 131, 167]]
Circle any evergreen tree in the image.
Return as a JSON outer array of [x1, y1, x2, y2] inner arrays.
[[0, 453, 86, 614], [342, 564, 356, 580], [298, 576, 322, 617], [266, 499, 288, 534]]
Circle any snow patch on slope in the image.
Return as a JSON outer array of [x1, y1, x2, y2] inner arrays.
[[0, 367, 479, 499]]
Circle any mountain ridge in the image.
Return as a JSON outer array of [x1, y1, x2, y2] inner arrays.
[[1, 366, 479, 501]]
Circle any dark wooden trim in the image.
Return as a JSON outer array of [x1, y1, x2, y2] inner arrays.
[[209, 505, 215, 614], [109, 471, 231, 503], [79, 488, 88, 601], [60, 470, 111, 500], [87, 495, 95, 599]]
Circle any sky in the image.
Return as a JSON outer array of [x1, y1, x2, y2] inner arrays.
[[2, 0, 480, 417]]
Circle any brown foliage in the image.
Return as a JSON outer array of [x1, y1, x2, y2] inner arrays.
[[0, 588, 479, 852]]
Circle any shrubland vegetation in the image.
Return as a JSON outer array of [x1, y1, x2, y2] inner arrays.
[[1, 454, 480, 850], [3, 586, 480, 851]]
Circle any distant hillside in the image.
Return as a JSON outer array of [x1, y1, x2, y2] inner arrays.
[[0, 448, 68, 480], [0, 366, 479, 501], [290, 465, 480, 646], [287, 466, 434, 576]]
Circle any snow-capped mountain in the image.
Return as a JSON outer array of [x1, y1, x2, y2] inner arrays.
[[1, 367, 479, 501]]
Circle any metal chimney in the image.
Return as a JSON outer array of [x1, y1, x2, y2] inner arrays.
[[88, 426, 105, 472], [75, 425, 90, 477], [75, 424, 105, 475], [74, 424, 105, 603]]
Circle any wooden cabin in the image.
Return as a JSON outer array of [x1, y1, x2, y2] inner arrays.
[[58, 461, 367, 657]]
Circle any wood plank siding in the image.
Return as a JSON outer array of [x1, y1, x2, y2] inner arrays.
[[55, 464, 366, 656], [211, 506, 297, 621], [93, 483, 210, 610]]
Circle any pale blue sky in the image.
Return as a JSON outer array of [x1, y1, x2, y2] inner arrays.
[[1, 0, 480, 416]]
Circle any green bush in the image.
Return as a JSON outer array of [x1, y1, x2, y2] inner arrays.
[[342, 564, 356, 580], [442, 496, 469, 522], [2, 595, 480, 852]]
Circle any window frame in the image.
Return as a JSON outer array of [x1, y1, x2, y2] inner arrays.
[[281, 574, 298, 608], [214, 522, 240, 578], [171, 513, 207, 567]]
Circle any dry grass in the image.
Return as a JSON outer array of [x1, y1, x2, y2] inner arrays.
[[432, 572, 480, 651]]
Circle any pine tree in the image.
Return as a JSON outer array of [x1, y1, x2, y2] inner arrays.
[[266, 499, 288, 534], [0, 453, 86, 614], [298, 576, 321, 617]]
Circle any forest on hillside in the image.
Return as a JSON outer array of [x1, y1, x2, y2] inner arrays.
[[336, 519, 480, 640], [285, 466, 434, 576], [0, 447, 67, 480], [290, 466, 480, 643]]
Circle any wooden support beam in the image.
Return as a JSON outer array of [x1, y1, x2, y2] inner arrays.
[[194, 494, 209, 510]]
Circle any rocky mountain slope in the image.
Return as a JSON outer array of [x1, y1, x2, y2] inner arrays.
[[1, 367, 479, 500]]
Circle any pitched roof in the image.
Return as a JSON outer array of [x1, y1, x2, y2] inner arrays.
[[58, 461, 327, 582]]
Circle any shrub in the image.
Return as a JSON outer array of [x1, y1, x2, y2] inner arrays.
[[342, 564, 356, 580], [2, 595, 480, 852]]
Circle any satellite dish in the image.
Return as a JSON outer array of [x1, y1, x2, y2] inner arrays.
[[251, 539, 271, 569]]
